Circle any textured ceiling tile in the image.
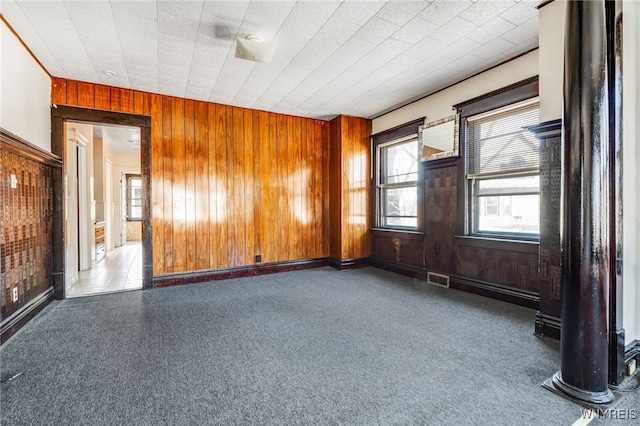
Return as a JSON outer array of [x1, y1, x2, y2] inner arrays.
[[440, 37, 482, 60], [239, 1, 295, 41], [278, 16, 321, 41], [109, 1, 157, 19], [500, 16, 539, 45], [376, 1, 431, 26], [429, 16, 477, 45], [470, 36, 515, 60], [465, 16, 515, 45], [113, 13, 158, 37], [157, 1, 204, 21], [333, 0, 385, 25], [458, 0, 513, 26], [499, 0, 539, 26], [419, 0, 473, 26], [404, 37, 446, 59], [353, 16, 400, 46], [285, 0, 342, 27], [158, 13, 199, 41], [315, 16, 361, 45], [391, 16, 439, 44]]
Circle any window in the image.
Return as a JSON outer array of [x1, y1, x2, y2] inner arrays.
[[126, 174, 142, 221], [467, 99, 540, 238], [377, 135, 419, 228]]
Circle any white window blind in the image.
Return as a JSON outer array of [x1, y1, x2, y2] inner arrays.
[[467, 101, 540, 177]]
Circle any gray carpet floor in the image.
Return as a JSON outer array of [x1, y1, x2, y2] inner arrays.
[[1, 267, 638, 425]]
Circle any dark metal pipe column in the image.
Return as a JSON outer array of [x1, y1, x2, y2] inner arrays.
[[551, 0, 614, 404]]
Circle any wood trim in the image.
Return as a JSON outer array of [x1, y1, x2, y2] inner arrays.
[[0, 127, 62, 166], [453, 235, 539, 254], [371, 117, 425, 142], [327, 257, 369, 270], [153, 258, 330, 287], [625, 340, 640, 364], [1, 287, 54, 344], [50, 105, 153, 295], [421, 156, 460, 170], [449, 274, 539, 309], [535, 312, 561, 340], [527, 119, 562, 137], [453, 76, 539, 117], [0, 15, 51, 77], [370, 228, 424, 241], [368, 257, 427, 280]]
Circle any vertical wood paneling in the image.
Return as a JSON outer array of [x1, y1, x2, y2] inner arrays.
[[206, 104, 218, 269], [94, 86, 111, 110], [150, 94, 164, 274], [259, 111, 274, 263], [215, 104, 229, 269], [252, 110, 262, 262], [52, 78, 336, 276], [162, 96, 174, 272], [184, 100, 196, 272], [194, 101, 210, 271], [243, 109, 254, 265], [51, 78, 67, 104], [329, 115, 372, 262], [76, 82, 95, 108], [171, 98, 186, 272]]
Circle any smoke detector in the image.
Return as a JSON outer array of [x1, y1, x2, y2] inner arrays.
[[235, 35, 276, 63]]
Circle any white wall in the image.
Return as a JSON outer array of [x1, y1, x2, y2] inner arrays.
[[622, 0, 640, 344], [0, 19, 51, 151], [538, 0, 565, 122], [111, 152, 141, 248], [372, 50, 539, 134]]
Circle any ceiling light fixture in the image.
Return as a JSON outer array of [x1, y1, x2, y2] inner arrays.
[[104, 70, 116, 77], [235, 35, 276, 64]]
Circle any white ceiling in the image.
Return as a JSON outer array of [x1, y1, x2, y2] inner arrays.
[[94, 124, 141, 154], [1, 0, 540, 120]]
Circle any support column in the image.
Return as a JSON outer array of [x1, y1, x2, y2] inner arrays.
[[550, 0, 614, 405]]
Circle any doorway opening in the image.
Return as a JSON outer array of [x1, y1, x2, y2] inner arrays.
[[50, 106, 152, 300], [63, 122, 143, 297]]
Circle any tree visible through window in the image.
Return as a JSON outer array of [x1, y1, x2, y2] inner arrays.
[[126, 174, 142, 221]]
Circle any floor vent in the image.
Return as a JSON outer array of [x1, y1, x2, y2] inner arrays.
[[427, 272, 450, 288]]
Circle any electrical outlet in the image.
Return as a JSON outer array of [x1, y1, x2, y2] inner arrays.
[[627, 359, 637, 376], [255, 254, 262, 263], [12, 287, 18, 302]]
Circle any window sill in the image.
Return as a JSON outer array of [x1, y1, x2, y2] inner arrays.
[[453, 235, 539, 254], [371, 228, 424, 240]]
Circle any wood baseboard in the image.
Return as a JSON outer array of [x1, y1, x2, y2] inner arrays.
[[535, 312, 561, 340], [328, 257, 369, 270], [367, 257, 427, 280], [153, 258, 329, 287], [449, 274, 539, 309], [1, 287, 54, 344]]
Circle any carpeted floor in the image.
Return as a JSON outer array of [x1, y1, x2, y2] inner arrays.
[[1, 267, 637, 425]]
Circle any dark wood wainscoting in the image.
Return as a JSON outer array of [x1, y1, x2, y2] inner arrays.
[[370, 157, 541, 309], [530, 120, 562, 339], [1, 128, 61, 343]]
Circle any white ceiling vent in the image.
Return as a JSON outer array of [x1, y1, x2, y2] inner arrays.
[[235, 35, 276, 64]]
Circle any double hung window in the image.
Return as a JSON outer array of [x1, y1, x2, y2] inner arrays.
[[466, 99, 540, 238], [377, 135, 419, 229]]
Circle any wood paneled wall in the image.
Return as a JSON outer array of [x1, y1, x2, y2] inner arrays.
[[1, 129, 58, 321], [329, 115, 371, 261], [51, 78, 330, 275]]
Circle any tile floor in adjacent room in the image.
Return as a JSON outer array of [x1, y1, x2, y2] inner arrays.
[[66, 241, 142, 298]]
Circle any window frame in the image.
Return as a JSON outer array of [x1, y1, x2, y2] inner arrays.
[[371, 117, 425, 232], [454, 76, 540, 241], [126, 174, 142, 222], [376, 134, 420, 229]]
